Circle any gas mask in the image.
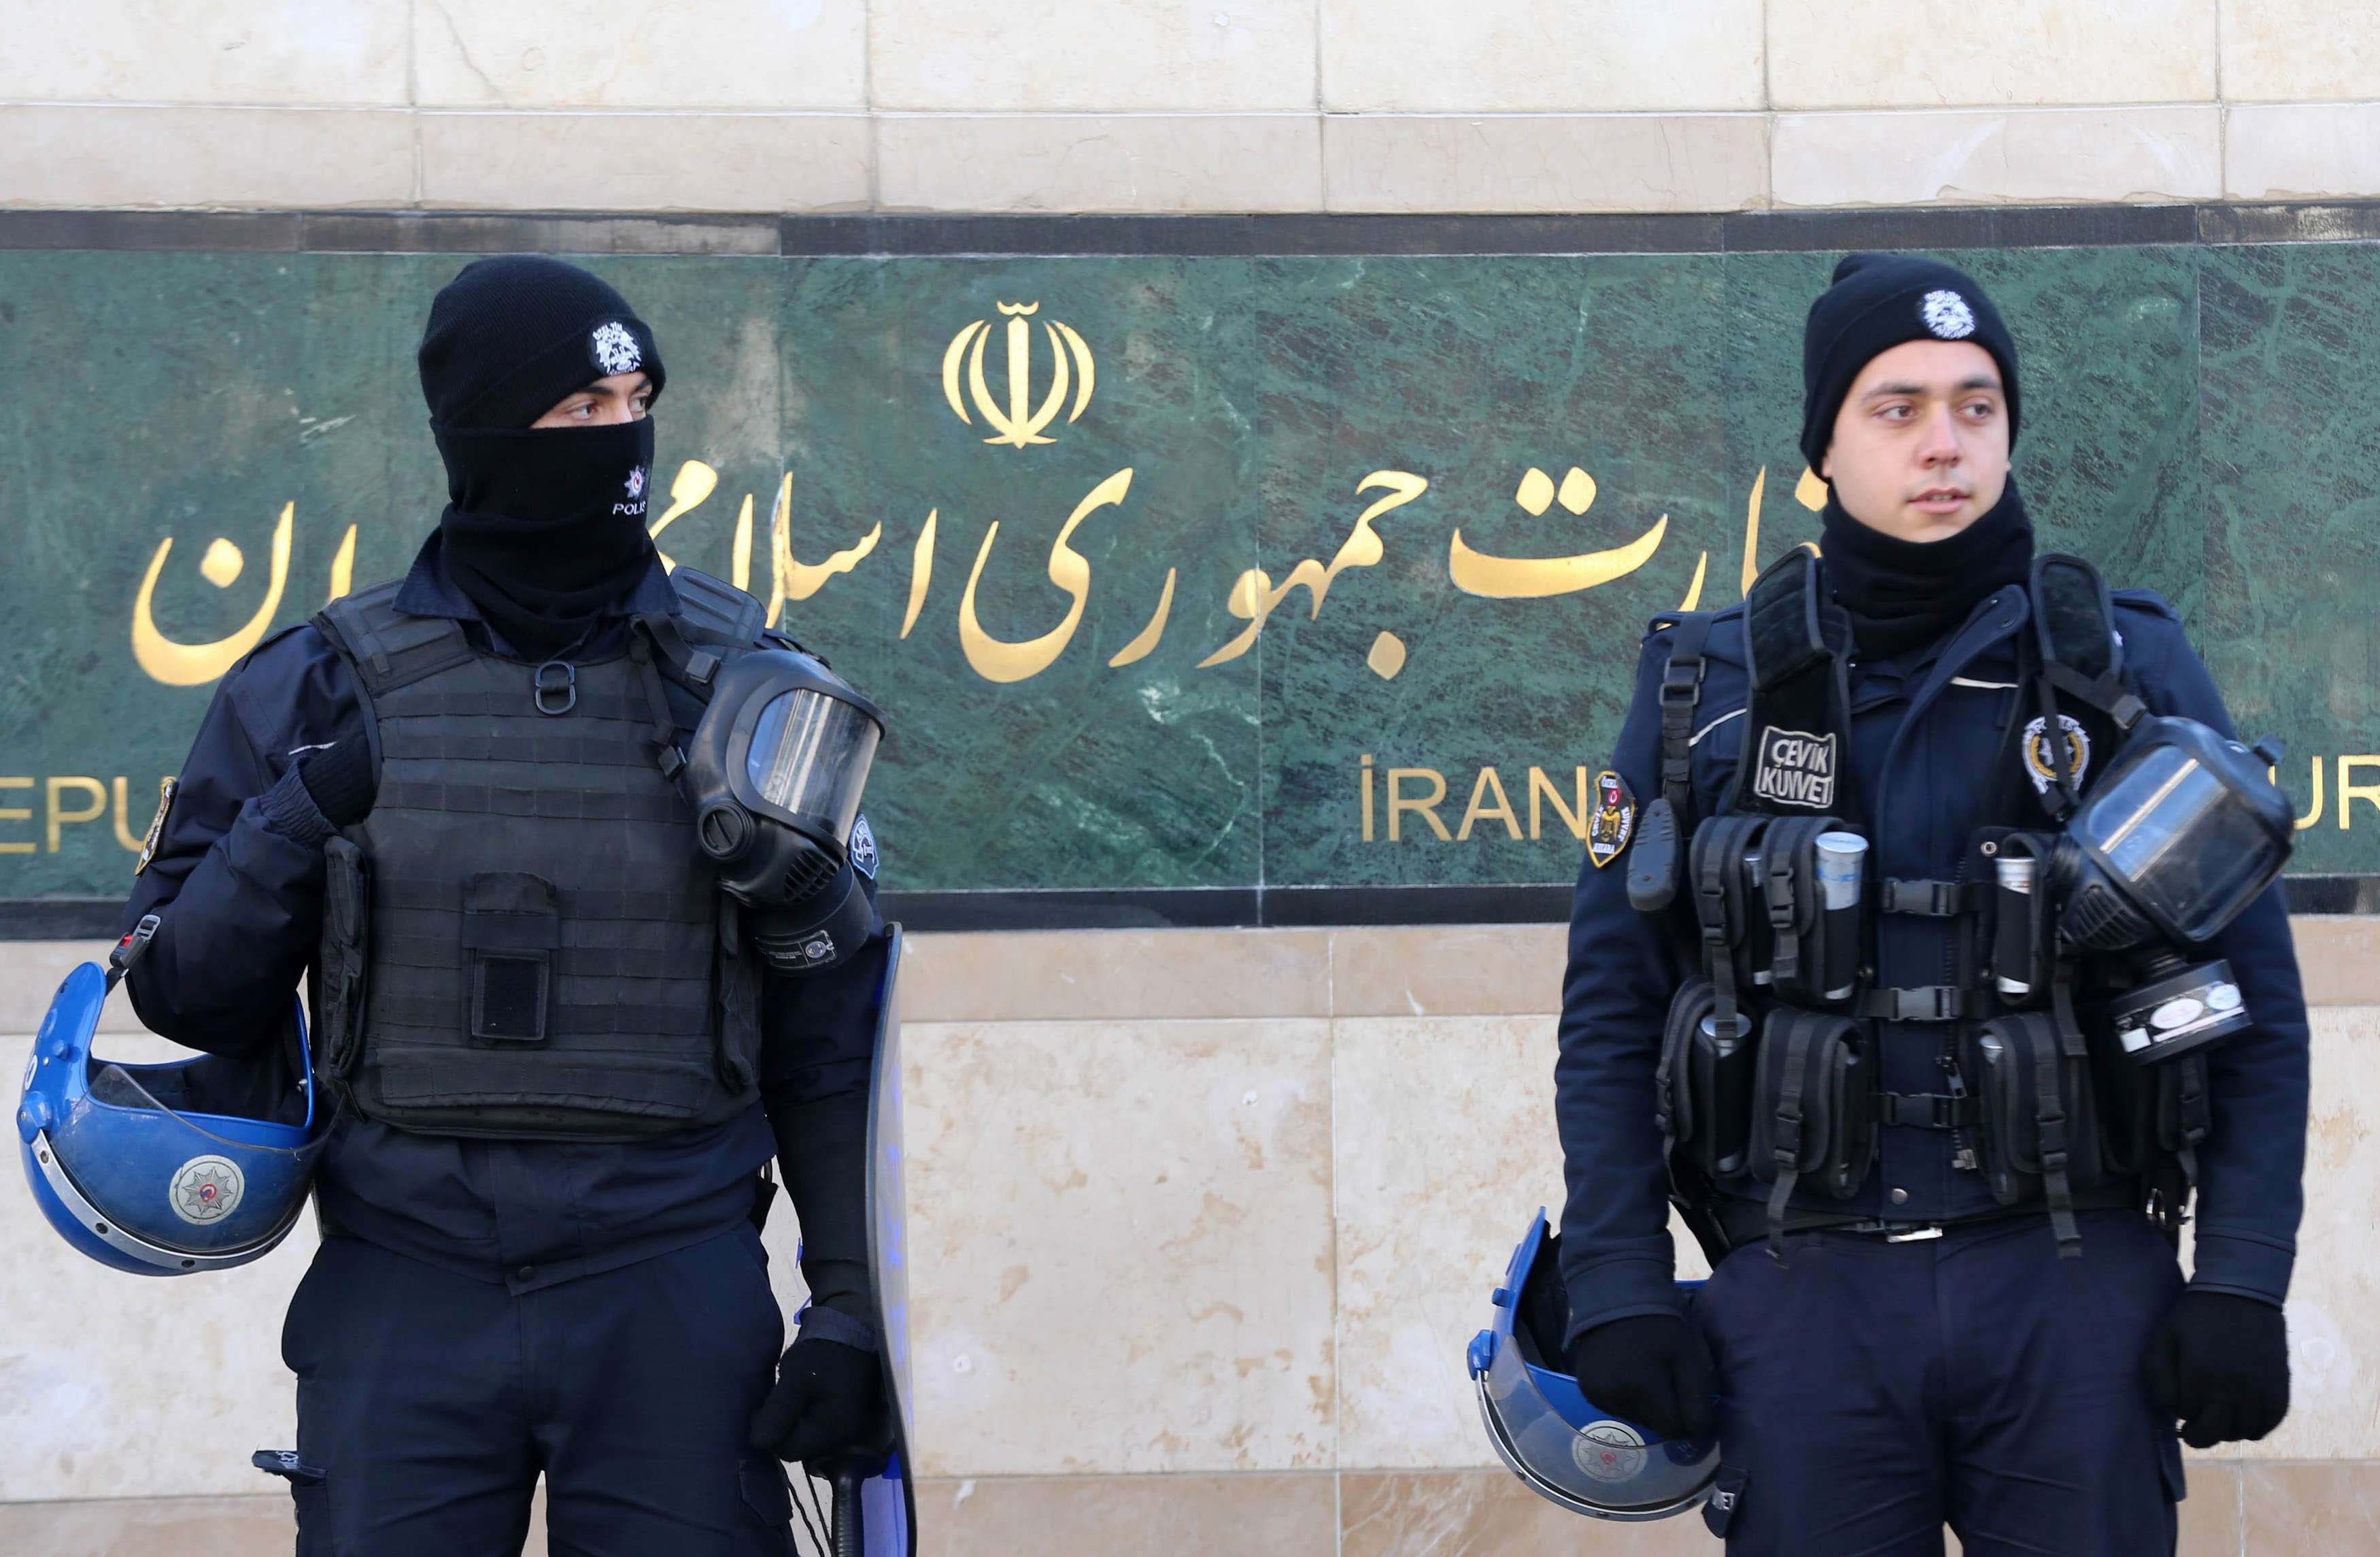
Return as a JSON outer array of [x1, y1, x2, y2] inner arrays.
[[2050, 716, 2294, 1064], [683, 650, 885, 974]]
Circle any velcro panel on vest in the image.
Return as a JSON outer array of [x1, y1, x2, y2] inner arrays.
[[1729, 551, 1856, 818], [316, 584, 477, 694], [669, 566, 767, 648]]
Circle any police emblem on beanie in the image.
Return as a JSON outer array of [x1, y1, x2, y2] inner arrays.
[[1921, 289, 1977, 340], [591, 320, 642, 375]]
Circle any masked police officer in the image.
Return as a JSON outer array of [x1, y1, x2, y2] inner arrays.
[[122, 256, 891, 1554], [1553, 254, 2309, 1553]]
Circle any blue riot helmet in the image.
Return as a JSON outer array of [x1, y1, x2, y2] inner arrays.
[[683, 648, 886, 975], [18, 929, 324, 1276], [1467, 1209, 1718, 1521]]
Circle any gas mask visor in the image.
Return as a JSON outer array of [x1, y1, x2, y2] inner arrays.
[[685, 650, 886, 975], [2056, 716, 2293, 952]]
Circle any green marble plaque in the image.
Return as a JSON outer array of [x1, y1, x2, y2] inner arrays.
[[0, 240, 2370, 906]]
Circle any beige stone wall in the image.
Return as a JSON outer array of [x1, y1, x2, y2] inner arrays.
[[3, 921, 2379, 1551], [4, 3, 2380, 214]]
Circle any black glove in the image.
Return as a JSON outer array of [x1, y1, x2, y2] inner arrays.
[[749, 1333, 889, 1467], [2142, 1289, 2290, 1448], [1564, 1313, 1716, 1441], [298, 740, 377, 828]]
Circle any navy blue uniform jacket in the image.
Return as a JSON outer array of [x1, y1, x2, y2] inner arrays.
[[120, 535, 885, 1326], [1555, 583, 2310, 1342]]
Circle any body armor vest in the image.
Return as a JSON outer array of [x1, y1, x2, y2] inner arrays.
[[310, 569, 769, 1142], [1638, 551, 2207, 1262]]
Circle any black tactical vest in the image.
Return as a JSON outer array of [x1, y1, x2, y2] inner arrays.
[[310, 569, 768, 1141]]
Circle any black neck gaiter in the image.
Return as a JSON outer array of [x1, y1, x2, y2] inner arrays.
[[1820, 478, 2035, 659], [432, 416, 658, 661]]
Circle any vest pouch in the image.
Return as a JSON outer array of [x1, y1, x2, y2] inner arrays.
[[1751, 816, 1861, 1009], [1689, 815, 1769, 1014], [1965, 1012, 2105, 1254], [1747, 1009, 1874, 1199], [317, 835, 371, 1082], [1976, 830, 2056, 1010], [461, 873, 560, 1048], [1657, 980, 1758, 1182]]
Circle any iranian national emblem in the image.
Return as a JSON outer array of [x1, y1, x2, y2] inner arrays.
[[590, 320, 642, 375], [1752, 726, 1837, 810], [1586, 770, 1636, 870], [941, 301, 1097, 448], [1921, 289, 1976, 339], [1573, 1419, 1649, 1483], [168, 1154, 245, 1226], [2022, 714, 2091, 794]]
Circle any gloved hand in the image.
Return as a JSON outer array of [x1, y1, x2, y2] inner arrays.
[[298, 740, 377, 828], [2142, 1289, 2290, 1448], [1564, 1313, 1716, 1441], [749, 1334, 889, 1467]]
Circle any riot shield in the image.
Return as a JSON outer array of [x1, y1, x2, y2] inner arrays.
[[860, 922, 915, 1556]]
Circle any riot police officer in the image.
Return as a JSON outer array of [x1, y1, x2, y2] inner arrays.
[[122, 256, 891, 1554], [1553, 253, 2309, 1553]]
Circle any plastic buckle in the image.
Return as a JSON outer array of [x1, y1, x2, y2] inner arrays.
[[532, 660, 578, 716], [1883, 880, 1964, 917]]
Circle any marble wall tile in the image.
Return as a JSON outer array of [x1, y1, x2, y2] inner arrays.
[[0, 107, 415, 210], [411, 1, 866, 110], [2225, 1007, 2380, 1460], [868, 1, 1317, 113], [1322, 113, 1768, 213], [902, 1018, 1336, 1475], [898, 930, 1333, 1022], [2294, 920, 2380, 1007], [0, 945, 141, 1034], [878, 114, 1323, 213], [1325, 926, 1567, 1018], [2241, 1460, 2380, 1552], [418, 112, 871, 212], [1316, 1, 1763, 113], [1768, 0, 2219, 110], [1340, 1469, 1714, 1555], [913, 1472, 1338, 1556], [1773, 108, 2222, 208], [0, 3, 409, 106], [2228, 104, 2380, 201], [2221, 2, 2380, 102], [0, 1494, 296, 1556]]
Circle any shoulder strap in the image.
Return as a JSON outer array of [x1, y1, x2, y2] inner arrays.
[[312, 582, 473, 695], [666, 566, 767, 650], [2030, 554, 2146, 731], [1727, 550, 1858, 819], [1656, 614, 1716, 820]]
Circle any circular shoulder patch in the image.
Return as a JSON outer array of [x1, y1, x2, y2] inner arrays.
[[168, 1154, 245, 1226], [1921, 289, 1977, 340]]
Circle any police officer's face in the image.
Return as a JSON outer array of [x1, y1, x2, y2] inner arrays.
[[530, 371, 654, 429], [1820, 341, 2009, 543]]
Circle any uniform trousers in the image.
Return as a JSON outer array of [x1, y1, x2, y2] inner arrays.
[[279, 1226, 794, 1556], [1693, 1208, 2187, 1556]]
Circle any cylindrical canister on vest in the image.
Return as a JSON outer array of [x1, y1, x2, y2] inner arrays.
[[1741, 848, 1773, 984], [1814, 832, 1867, 1001], [1697, 1011, 1757, 1176], [1994, 853, 2039, 999]]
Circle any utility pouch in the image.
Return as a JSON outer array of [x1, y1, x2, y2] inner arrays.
[[460, 873, 560, 1048], [317, 835, 372, 1082], [1658, 980, 1758, 1182], [1689, 814, 1769, 1020], [1975, 829, 2056, 1010], [1966, 1011, 2104, 1255], [1753, 815, 1862, 1008], [1748, 1009, 1875, 1257]]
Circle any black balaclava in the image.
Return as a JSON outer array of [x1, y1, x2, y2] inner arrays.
[[1802, 252, 2032, 658], [418, 256, 668, 660]]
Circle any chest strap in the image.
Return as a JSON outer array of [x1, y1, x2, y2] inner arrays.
[[1657, 614, 1716, 820], [1857, 986, 1973, 1023], [1879, 879, 1975, 916]]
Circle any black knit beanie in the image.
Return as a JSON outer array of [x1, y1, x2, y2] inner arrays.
[[1800, 252, 2020, 470], [417, 255, 666, 431]]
